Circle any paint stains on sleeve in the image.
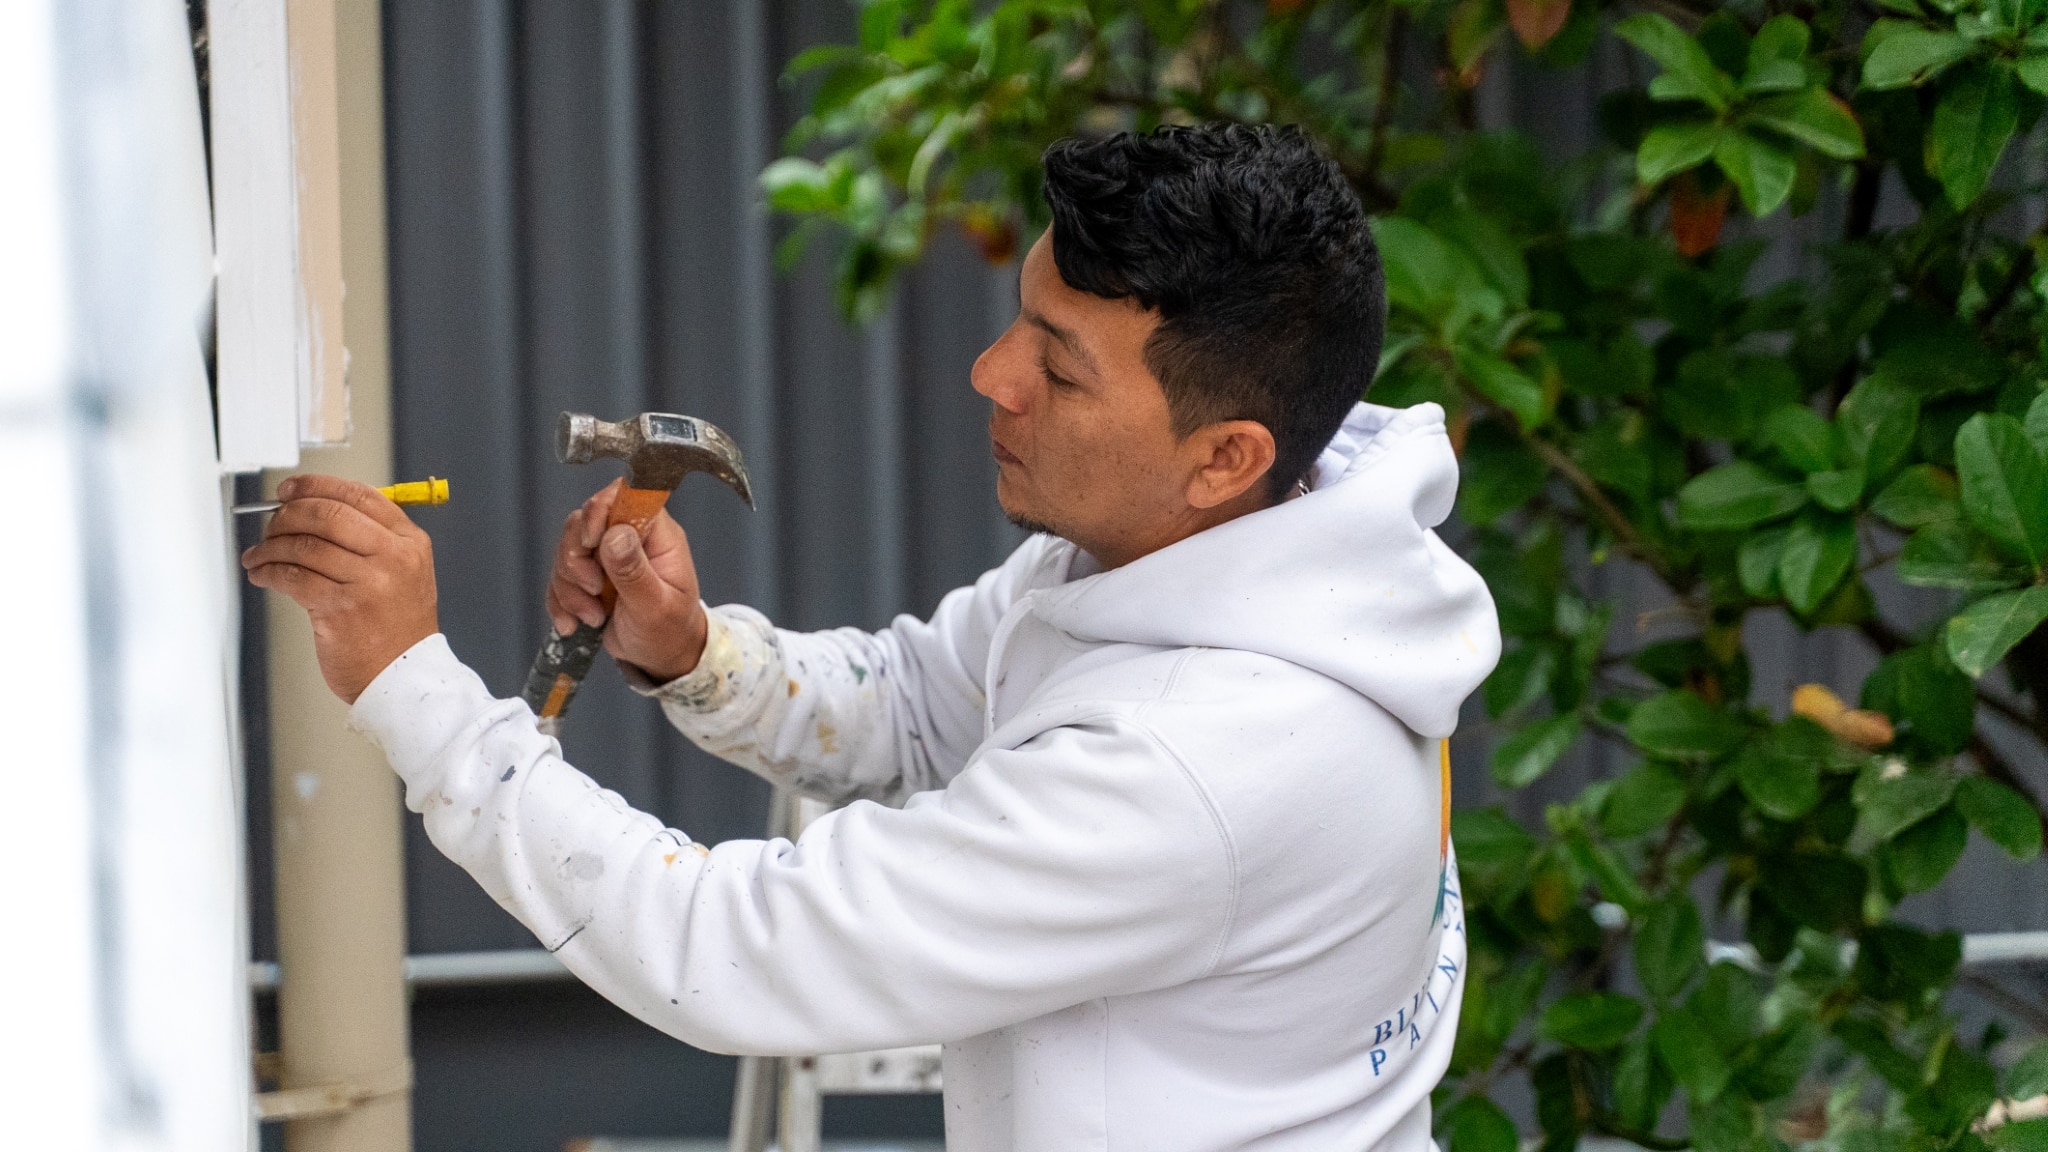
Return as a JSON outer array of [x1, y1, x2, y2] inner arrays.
[[544, 918, 590, 953], [815, 722, 840, 755], [500, 765, 518, 782], [788, 678, 800, 697], [557, 851, 605, 882]]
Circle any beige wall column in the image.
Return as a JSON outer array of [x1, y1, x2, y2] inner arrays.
[[261, 0, 412, 1148]]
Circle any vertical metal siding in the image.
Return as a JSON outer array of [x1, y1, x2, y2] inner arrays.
[[382, 0, 1024, 951]]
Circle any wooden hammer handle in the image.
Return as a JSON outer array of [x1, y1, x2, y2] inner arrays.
[[519, 485, 673, 734]]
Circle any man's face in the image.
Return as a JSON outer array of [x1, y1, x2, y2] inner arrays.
[[972, 234, 1193, 566]]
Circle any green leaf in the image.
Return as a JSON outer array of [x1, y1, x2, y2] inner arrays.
[[1663, 352, 1798, 440], [1374, 217, 1462, 318], [1460, 420, 1549, 525], [1884, 804, 1968, 892], [1838, 1016, 1921, 1089], [1855, 767, 1958, 842], [1871, 465, 1961, 527], [1617, 14, 1736, 110], [2020, 54, 2048, 96], [1955, 776, 2043, 858], [1540, 991, 1645, 1049], [1862, 23, 1976, 90], [1750, 885, 1800, 958], [1713, 130, 1799, 215], [1486, 644, 1557, 718], [1461, 352, 1547, 431], [1446, 1095, 1520, 1152], [1435, 208, 1532, 310], [1955, 413, 2048, 567], [1692, 1094, 1764, 1152], [1744, 16, 1811, 93], [1575, 413, 1657, 495], [1628, 691, 1747, 759], [1764, 405, 1836, 473], [1807, 469, 1866, 511], [1930, 63, 2019, 209], [1638, 121, 1722, 184], [1613, 1031, 1676, 1133], [759, 157, 838, 213], [1777, 511, 1859, 615], [1735, 731, 1823, 819], [1838, 372, 1921, 485], [1856, 923, 1962, 1003], [1678, 461, 1810, 529], [1948, 585, 2048, 676], [1631, 639, 1716, 690], [1874, 645, 1977, 754], [1453, 807, 1541, 893], [1553, 335, 1654, 398], [1897, 522, 2028, 591], [783, 43, 866, 78], [1909, 1041, 1998, 1136], [1738, 526, 1790, 598], [1746, 1023, 1823, 1101], [2006, 1041, 2048, 1100], [1874, 311, 2003, 399], [1746, 89, 1866, 159], [1578, 837, 1651, 910], [1532, 1053, 1580, 1147], [1635, 897, 1706, 1000], [1492, 713, 1583, 788], [1759, 852, 1869, 931], [2027, 389, 2048, 456], [1602, 762, 1689, 837], [1990, 1119, 2048, 1152], [1654, 1009, 1732, 1100]]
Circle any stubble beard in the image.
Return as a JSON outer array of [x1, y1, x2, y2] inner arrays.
[[1005, 510, 1062, 539]]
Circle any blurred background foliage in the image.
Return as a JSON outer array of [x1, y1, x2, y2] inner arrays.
[[762, 1, 2048, 1149]]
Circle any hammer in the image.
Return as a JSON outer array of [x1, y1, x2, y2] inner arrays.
[[520, 411, 753, 735]]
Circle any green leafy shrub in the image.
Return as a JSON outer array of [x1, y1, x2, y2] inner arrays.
[[764, 1, 2048, 1147]]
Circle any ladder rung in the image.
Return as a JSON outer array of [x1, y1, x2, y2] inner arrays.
[[810, 1045, 943, 1095]]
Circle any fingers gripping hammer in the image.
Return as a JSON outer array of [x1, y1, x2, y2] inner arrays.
[[521, 411, 753, 735]]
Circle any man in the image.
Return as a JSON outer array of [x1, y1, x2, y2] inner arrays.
[[244, 124, 1500, 1151]]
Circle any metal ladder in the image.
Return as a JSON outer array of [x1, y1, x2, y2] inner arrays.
[[727, 789, 944, 1152]]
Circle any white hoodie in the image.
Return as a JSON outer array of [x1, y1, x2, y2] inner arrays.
[[350, 401, 1501, 1151]]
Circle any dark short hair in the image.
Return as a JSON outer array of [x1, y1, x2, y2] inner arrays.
[[1041, 124, 1385, 500]]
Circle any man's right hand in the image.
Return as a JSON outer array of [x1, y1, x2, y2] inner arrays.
[[546, 479, 709, 683]]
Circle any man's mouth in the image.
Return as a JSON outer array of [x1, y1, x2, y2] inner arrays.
[[991, 437, 1022, 467]]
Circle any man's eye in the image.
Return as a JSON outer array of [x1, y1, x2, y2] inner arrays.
[[1039, 357, 1078, 390]]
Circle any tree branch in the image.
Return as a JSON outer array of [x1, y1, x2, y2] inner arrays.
[[1844, 161, 1882, 244], [1978, 686, 2047, 744], [1359, 9, 1406, 194], [1523, 434, 1682, 587]]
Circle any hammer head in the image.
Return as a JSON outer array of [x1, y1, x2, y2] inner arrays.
[[557, 411, 754, 506]]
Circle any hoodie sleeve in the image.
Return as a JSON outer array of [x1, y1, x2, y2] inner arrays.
[[628, 538, 1049, 805], [350, 633, 1235, 1056]]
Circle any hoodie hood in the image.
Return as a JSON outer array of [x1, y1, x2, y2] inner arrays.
[[1033, 402, 1501, 739]]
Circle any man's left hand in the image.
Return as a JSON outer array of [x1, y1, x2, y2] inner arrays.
[[242, 474, 440, 704]]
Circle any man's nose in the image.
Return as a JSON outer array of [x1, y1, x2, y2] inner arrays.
[[971, 336, 1031, 415]]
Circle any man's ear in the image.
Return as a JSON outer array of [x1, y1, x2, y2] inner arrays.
[[1185, 420, 1278, 510]]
